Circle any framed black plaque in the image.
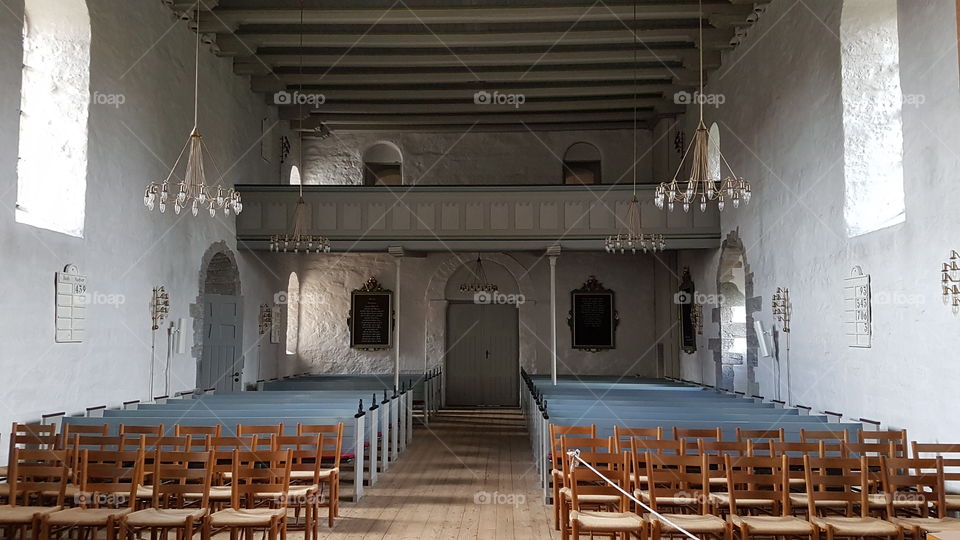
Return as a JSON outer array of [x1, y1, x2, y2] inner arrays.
[[348, 277, 394, 350], [678, 267, 698, 354], [567, 276, 618, 352]]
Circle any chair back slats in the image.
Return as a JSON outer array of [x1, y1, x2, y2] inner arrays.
[[802, 455, 866, 515], [70, 434, 129, 451], [698, 439, 747, 456], [549, 424, 596, 470], [9, 423, 60, 453], [63, 424, 110, 438], [229, 449, 292, 508], [6, 448, 70, 507], [800, 428, 848, 457], [722, 454, 788, 514], [150, 449, 214, 508], [275, 434, 324, 483], [912, 442, 960, 483], [645, 452, 710, 514], [77, 448, 143, 508], [566, 450, 627, 507], [613, 426, 662, 452], [298, 423, 344, 468], [175, 425, 222, 438], [859, 429, 908, 457], [119, 424, 165, 437], [673, 427, 722, 452], [137, 435, 192, 452], [881, 456, 944, 518], [842, 440, 896, 459], [736, 427, 785, 444]]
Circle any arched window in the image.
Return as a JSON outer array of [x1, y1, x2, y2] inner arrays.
[[289, 165, 301, 185], [16, 0, 90, 238], [562, 142, 601, 184], [285, 272, 300, 355], [841, 0, 905, 237], [707, 123, 721, 181], [362, 142, 402, 186]]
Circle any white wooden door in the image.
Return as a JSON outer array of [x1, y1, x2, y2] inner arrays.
[[198, 294, 244, 393], [445, 303, 519, 407]]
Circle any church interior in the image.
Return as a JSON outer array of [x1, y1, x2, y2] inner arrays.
[[2, 0, 959, 538]]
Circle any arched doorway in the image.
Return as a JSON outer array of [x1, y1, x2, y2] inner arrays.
[[716, 232, 756, 394], [194, 243, 243, 392], [444, 257, 520, 407]]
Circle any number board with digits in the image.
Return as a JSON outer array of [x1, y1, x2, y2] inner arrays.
[[843, 266, 871, 348]]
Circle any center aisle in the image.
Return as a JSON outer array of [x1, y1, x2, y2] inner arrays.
[[314, 408, 556, 540]]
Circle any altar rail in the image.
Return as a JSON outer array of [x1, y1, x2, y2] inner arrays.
[[234, 184, 720, 252]]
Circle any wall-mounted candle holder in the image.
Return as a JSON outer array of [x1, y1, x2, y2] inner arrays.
[[151, 287, 169, 331], [772, 287, 791, 333]]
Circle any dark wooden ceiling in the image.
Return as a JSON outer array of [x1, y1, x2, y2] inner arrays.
[[165, 0, 766, 132]]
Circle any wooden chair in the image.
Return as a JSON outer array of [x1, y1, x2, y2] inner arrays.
[[203, 449, 292, 540], [881, 456, 960, 540], [0, 448, 70, 539], [119, 449, 214, 540], [9, 424, 60, 454], [41, 448, 144, 540], [673, 427, 722, 454], [307, 425, 344, 526], [771, 441, 828, 512], [801, 428, 849, 457], [644, 452, 731, 540], [912, 442, 960, 511], [564, 450, 642, 540], [859, 429, 908, 458], [627, 438, 685, 493], [803, 455, 903, 540], [558, 438, 618, 538], [127, 436, 193, 507], [118, 425, 164, 437], [699, 440, 749, 490], [202, 436, 260, 506], [736, 427, 785, 445], [613, 426, 662, 452], [174, 425, 222, 438], [548, 424, 596, 530], [274, 434, 324, 538], [722, 454, 816, 539]]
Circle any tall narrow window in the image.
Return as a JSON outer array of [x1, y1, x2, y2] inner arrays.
[[362, 142, 403, 186], [563, 142, 601, 184], [16, 0, 90, 237], [289, 165, 301, 185], [841, 0, 905, 237], [285, 272, 300, 355]]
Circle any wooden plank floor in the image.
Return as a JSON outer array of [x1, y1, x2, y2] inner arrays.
[[311, 408, 556, 540]]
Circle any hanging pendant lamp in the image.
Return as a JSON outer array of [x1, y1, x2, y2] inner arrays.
[[143, 2, 241, 217], [654, 0, 751, 213]]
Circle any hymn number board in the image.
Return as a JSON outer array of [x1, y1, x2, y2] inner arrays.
[[843, 266, 871, 348], [349, 277, 394, 350], [569, 276, 618, 352]]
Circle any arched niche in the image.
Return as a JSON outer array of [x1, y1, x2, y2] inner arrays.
[[362, 141, 403, 186], [562, 142, 602, 184], [714, 230, 758, 394]]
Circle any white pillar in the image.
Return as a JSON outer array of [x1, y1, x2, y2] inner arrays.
[[395, 257, 401, 391], [549, 254, 558, 386]]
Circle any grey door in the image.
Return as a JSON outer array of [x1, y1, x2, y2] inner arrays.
[[445, 303, 519, 407], [198, 294, 243, 393]]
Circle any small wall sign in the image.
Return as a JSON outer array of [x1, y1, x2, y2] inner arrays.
[[55, 264, 87, 343], [843, 266, 871, 348]]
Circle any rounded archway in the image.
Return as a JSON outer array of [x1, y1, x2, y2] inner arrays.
[[715, 231, 756, 394], [362, 141, 403, 185], [562, 142, 602, 184], [192, 242, 243, 392]]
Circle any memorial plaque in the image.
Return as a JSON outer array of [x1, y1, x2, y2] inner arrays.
[[843, 266, 871, 348], [349, 277, 393, 350], [678, 268, 698, 354], [568, 276, 617, 351]]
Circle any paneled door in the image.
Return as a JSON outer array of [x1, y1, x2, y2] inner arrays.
[[445, 303, 519, 407], [198, 294, 244, 393]]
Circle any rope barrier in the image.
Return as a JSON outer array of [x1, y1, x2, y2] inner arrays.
[[566, 449, 702, 540]]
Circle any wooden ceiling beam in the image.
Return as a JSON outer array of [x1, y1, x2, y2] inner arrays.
[[276, 97, 676, 118], [197, 3, 753, 30], [262, 83, 686, 101], [308, 121, 654, 133], [214, 28, 729, 54], [294, 110, 656, 126]]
